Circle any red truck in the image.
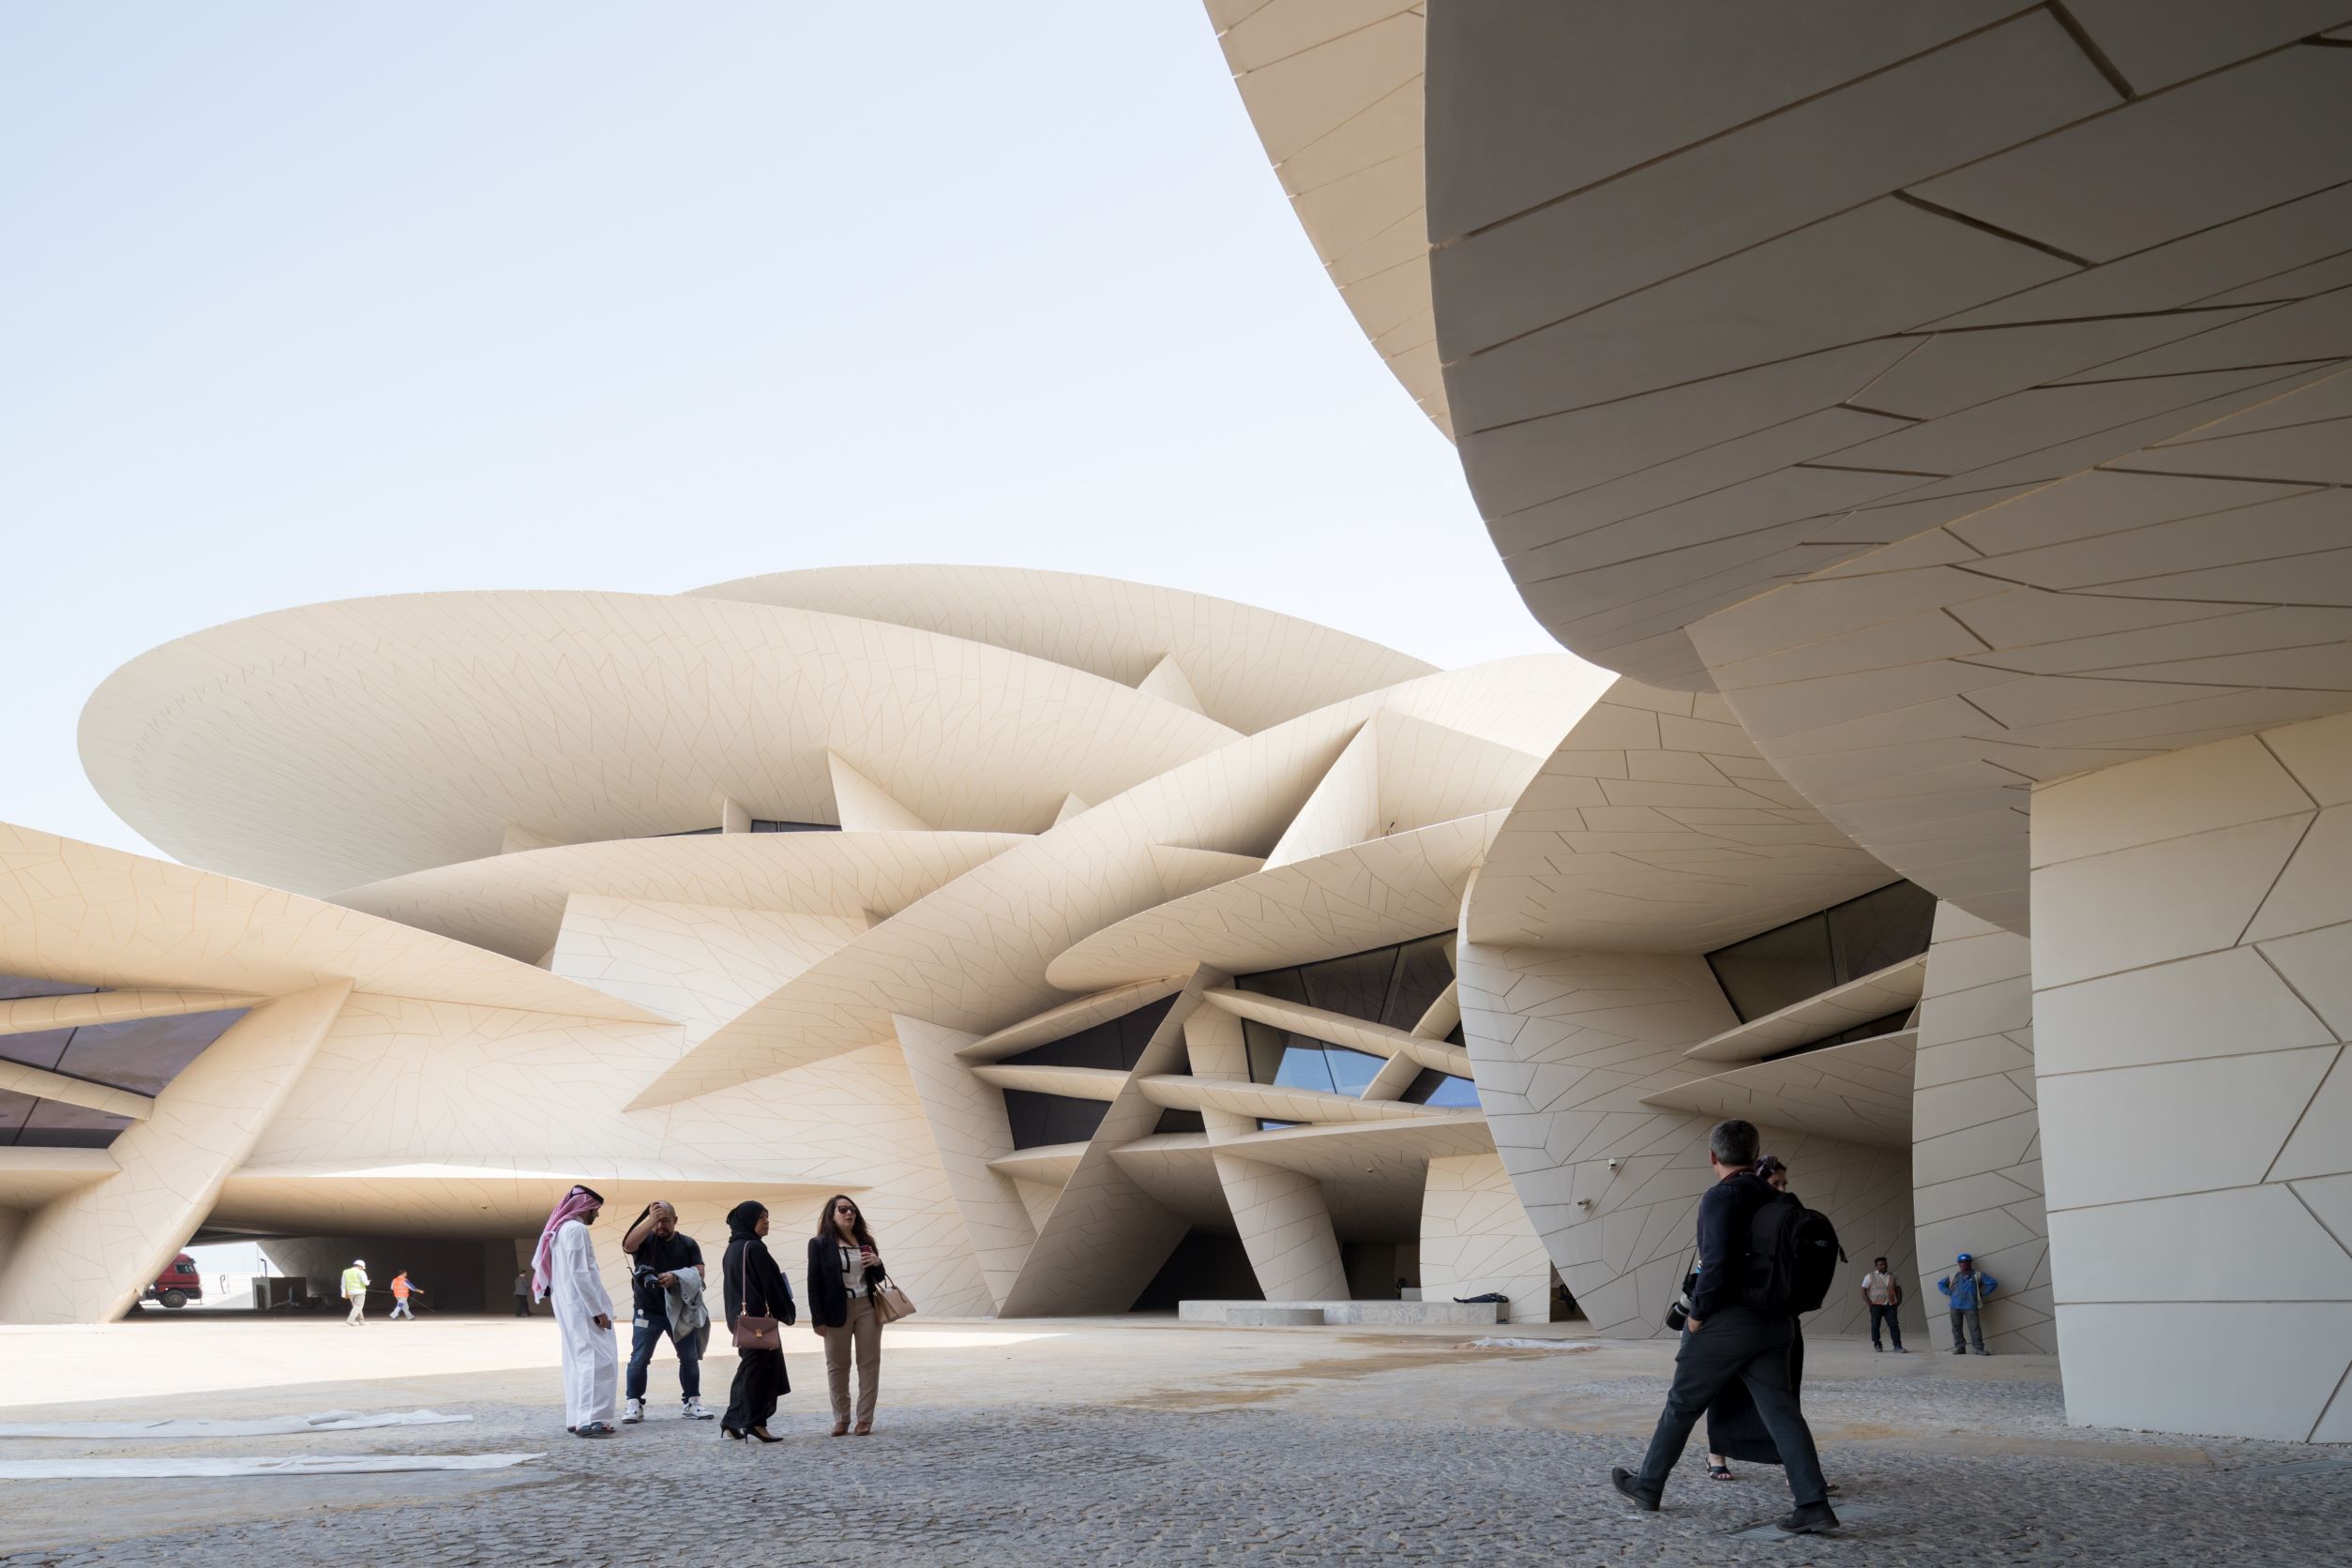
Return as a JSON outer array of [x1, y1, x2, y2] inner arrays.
[[142, 1253, 204, 1309]]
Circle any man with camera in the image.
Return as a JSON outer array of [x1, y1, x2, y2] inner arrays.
[[1612, 1119, 1836, 1535]]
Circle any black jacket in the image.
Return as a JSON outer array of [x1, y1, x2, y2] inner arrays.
[[723, 1235, 795, 1328], [1687, 1171, 1779, 1322], [806, 1235, 887, 1330]]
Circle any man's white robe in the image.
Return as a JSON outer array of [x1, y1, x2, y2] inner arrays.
[[550, 1219, 618, 1428]]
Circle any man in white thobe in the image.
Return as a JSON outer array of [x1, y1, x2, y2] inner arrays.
[[535, 1185, 620, 1436]]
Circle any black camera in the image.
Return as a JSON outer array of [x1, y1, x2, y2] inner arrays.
[[1663, 1266, 1697, 1332]]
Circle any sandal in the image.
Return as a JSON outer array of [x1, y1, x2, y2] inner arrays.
[[1706, 1462, 1734, 1481]]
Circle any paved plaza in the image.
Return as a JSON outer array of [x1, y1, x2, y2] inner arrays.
[[0, 1316, 2344, 1564]]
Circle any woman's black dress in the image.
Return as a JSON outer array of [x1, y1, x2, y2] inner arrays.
[[719, 1206, 794, 1434], [1705, 1321, 1805, 1464]]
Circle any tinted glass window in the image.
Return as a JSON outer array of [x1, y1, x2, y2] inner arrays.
[[0, 972, 96, 1003], [1380, 936, 1455, 1031], [1705, 881, 1936, 1022], [1152, 1108, 1206, 1135], [1002, 997, 1175, 1072], [1403, 1069, 1480, 1108], [1706, 913, 1832, 1022], [1828, 881, 1937, 979], [2, 1093, 130, 1148], [1002, 1090, 1109, 1150], [750, 820, 839, 833]]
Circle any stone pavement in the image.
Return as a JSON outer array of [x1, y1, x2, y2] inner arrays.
[[0, 1318, 2344, 1564]]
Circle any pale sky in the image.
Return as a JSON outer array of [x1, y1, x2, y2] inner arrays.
[[0, 3, 1563, 862]]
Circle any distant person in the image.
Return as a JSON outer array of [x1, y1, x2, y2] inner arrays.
[[388, 1270, 422, 1320], [808, 1194, 890, 1437], [1612, 1121, 1836, 1535], [620, 1199, 714, 1424], [534, 1184, 619, 1437], [1860, 1257, 1905, 1352], [513, 1268, 533, 1317], [719, 1201, 794, 1442], [1938, 1254, 1998, 1356], [340, 1259, 369, 1326]]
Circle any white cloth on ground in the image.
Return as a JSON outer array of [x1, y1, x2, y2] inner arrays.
[[550, 1217, 617, 1428], [662, 1264, 710, 1358], [0, 1410, 471, 1439], [0, 1454, 541, 1480]]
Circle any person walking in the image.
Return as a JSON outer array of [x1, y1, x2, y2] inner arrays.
[[719, 1201, 793, 1442], [1611, 1121, 1836, 1535], [1938, 1254, 1999, 1356], [808, 1194, 889, 1437], [513, 1268, 533, 1318], [340, 1259, 369, 1326], [1703, 1155, 1832, 1493], [1860, 1257, 1906, 1352], [388, 1270, 422, 1320], [620, 1199, 714, 1423], [534, 1184, 620, 1437]]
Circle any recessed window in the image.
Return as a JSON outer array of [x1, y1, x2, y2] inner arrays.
[[1704, 882, 1935, 1023]]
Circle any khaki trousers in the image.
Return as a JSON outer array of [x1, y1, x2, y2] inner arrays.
[[822, 1296, 882, 1425]]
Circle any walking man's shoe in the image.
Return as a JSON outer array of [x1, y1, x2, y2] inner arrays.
[[682, 1397, 715, 1420], [1609, 1467, 1659, 1512], [1777, 1502, 1841, 1534], [621, 1397, 645, 1424]]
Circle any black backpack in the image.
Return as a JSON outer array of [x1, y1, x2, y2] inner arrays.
[[1742, 1190, 1844, 1317]]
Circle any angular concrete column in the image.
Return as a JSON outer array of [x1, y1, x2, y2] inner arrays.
[[2032, 720, 2352, 1440], [891, 1014, 1037, 1309], [1213, 1153, 1349, 1302], [0, 980, 352, 1324], [1912, 903, 2049, 1351]]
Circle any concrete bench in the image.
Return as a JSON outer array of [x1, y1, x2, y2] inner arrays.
[[1224, 1306, 1326, 1326]]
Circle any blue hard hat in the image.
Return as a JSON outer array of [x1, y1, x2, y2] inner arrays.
[[1956, 1253, 1973, 1262]]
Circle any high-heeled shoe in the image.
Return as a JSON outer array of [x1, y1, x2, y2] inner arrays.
[[747, 1425, 783, 1443], [721, 1425, 746, 1440]]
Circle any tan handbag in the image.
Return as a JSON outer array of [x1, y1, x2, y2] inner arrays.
[[731, 1250, 781, 1349], [871, 1279, 917, 1324]]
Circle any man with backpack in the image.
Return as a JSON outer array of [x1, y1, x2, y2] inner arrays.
[[1611, 1119, 1837, 1535]]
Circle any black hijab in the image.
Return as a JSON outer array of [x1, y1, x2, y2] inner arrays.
[[722, 1202, 792, 1327]]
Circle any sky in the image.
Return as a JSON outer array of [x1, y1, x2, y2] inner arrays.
[[0, 2, 1566, 861]]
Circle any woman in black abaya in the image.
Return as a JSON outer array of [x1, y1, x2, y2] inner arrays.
[[719, 1200, 795, 1441]]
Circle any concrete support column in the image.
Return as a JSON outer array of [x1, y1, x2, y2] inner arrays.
[[0, 981, 353, 1324], [1912, 903, 2049, 1350], [2031, 717, 2352, 1441], [1213, 1153, 1349, 1301]]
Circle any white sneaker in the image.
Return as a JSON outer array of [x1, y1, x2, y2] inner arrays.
[[682, 1398, 715, 1421], [622, 1397, 645, 1425]]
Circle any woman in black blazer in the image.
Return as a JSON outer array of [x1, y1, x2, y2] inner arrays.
[[807, 1194, 888, 1436]]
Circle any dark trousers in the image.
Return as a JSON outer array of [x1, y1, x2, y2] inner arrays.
[[1636, 1305, 1828, 1508], [1869, 1302, 1904, 1349], [1952, 1306, 1985, 1352], [626, 1302, 701, 1401], [513, 1296, 531, 1317], [722, 1348, 786, 1432]]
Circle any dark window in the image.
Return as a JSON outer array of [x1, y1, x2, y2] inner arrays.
[[0, 1005, 250, 1098], [0, 1092, 129, 1149], [1236, 933, 1455, 1030], [1760, 1009, 1914, 1063], [1002, 997, 1176, 1072], [1152, 1108, 1206, 1135], [750, 820, 840, 833], [1704, 882, 1935, 1022], [656, 826, 723, 837], [1002, 1090, 1108, 1150], [1257, 1119, 1301, 1131], [1402, 1069, 1480, 1108], [0, 973, 96, 1003]]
